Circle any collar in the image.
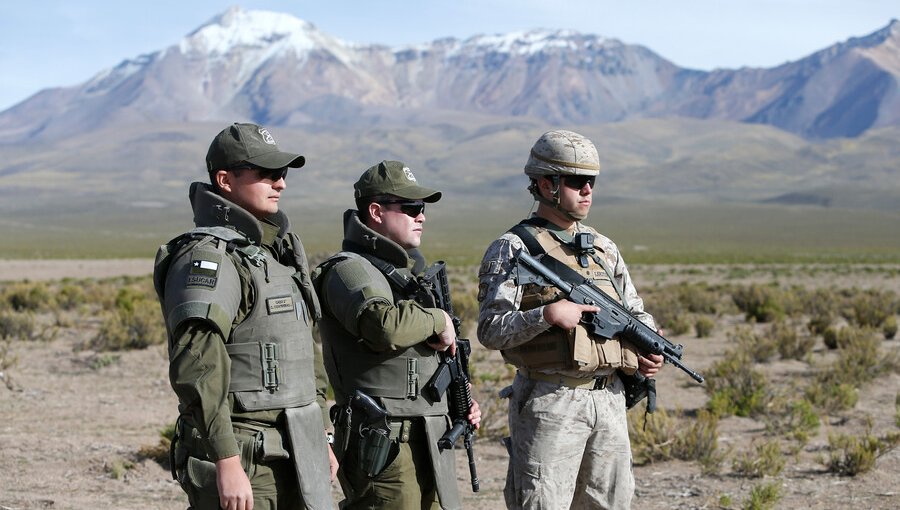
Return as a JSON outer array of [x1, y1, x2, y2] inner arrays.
[[340, 209, 419, 270], [189, 182, 290, 246]]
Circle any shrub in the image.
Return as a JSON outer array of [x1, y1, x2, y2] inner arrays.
[[732, 441, 786, 478], [743, 481, 783, 510], [89, 298, 166, 351], [826, 327, 897, 388], [732, 284, 784, 323], [731, 325, 777, 363], [705, 350, 771, 418], [883, 316, 897, 340], [56, 283, 88, 310], [770, 321, 815, 360], [803, 288, 840, 335], [0, 311, 35, 340], [822, 326, 840, 350], [843, 289, 895, 328], [805, 381, 859, 413], [628, 408, 722, 473], [694, 315, 715, 338], [765, 398, 820, 445], [3, 282, 53, 312], [825, 421, 900, 476]]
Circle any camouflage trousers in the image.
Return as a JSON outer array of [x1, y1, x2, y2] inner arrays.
[[504, 372, 634, 510]]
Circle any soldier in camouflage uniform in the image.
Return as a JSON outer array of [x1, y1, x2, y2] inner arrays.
[[153, 123, 337, 510], [476, 130, 664, 510], [313, 160, 481, 510]]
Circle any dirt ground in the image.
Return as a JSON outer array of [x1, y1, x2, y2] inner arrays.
[[1, 260, 899, 510]]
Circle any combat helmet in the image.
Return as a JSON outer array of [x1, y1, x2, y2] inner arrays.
[[524, 130, 600, 178], [525, 130, 599, 221]]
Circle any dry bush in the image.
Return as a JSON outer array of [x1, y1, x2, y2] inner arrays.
[[0, 310, 35, 340], [694, 315, 715, 338], [88, 287, 166, 351], [825, 419, 900, 476], [706, 348, 772, 418], [732, 441, 786, 478], [803, 288, 840, 335], [764, 398, 821, 445], [742, 481, 783, 510], [770, 320, 815, 360], [2, 282, 53, 312], [805, 381, 859, 414], [883, 315, 897, 340], [645, 282, 726, 335], [731, 325, 778, 363], [732, 284, 786, 323], [628, 408, 722, 474], [842, 288, 896, 329]]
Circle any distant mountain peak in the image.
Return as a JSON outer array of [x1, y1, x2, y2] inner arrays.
[[180, 7, 329, 57], [458, 28, 614, 56]]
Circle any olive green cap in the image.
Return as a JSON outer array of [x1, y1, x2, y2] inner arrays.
[[353, 160, 441, 202], [206, 123, 305, 172]]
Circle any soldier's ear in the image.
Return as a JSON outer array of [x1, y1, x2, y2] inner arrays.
[[215, 170, 232, 193], [368, 202, 384, 225]]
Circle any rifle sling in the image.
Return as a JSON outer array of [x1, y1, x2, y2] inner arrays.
[[509, 220, 628, 306]]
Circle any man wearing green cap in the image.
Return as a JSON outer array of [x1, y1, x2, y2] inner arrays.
[[312, 161, 481, 510], [153, 123, 337, 510]]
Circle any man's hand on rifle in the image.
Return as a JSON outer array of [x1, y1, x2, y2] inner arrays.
[[638, 353, 664, 377], [542, 301, 599, 330], [427, 310, 457, 355], [467, 384, 482, 430]]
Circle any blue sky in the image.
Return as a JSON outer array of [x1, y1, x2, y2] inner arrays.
[[1, 0, 897, 111]]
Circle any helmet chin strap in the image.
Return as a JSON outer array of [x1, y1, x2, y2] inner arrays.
[[529, 176, 586, 223]]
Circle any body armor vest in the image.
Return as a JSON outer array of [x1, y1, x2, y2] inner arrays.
[[157, 226, 318, 412], [317, 252, 448, 417], [227, 244, 318, 411], [502, 224, 639, 376]]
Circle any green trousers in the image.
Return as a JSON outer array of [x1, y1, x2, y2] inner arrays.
[[336, 419, 440, 510], [175, 427, 305, 510]]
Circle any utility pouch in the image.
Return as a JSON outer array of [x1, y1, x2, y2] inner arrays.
[[259, 428, 290, 461], [358, 424, 394, 478]]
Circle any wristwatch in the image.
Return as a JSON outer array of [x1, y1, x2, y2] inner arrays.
[[326, 432, 335, 444]]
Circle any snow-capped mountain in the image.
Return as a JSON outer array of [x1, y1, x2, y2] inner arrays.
[[1, 7, 898, 142]]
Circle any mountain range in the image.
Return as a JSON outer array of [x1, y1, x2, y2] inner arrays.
[[0, 7, 899, 259], [1, 7, 899, 142]]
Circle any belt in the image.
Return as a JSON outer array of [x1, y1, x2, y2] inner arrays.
[[520, 369, 614, 390]]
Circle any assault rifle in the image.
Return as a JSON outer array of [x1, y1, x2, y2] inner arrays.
[[423, 262, 480, 493], [512, 251, 704, 409]]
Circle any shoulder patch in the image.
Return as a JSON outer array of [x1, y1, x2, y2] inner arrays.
[[187, 251, 222, 289]]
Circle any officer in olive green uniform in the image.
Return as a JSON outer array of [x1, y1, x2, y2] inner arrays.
[[313, 161, 481, 510], [153, 123, 336, 510], [477, 130, 664, 509]]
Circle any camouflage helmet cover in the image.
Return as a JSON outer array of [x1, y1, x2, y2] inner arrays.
[[524, 130, 600, 178]]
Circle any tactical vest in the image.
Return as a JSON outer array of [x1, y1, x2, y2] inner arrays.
[[315, 252, 448, 417], [155, 226, 318, 412], [501, 222, 640, 376]]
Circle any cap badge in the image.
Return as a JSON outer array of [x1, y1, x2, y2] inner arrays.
[[258, 127, 276, 145], [402, 166, 416, 182]]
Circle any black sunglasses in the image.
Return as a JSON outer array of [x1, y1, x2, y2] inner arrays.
[[230, 165, 288, 182], [561, 175, 595, 190], [378, 200, 426, 217]]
